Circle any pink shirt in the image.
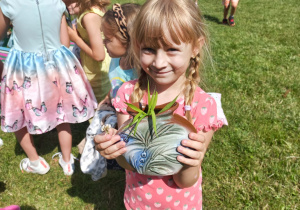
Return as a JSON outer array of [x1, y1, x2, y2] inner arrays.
[[113, 80, 223, 210]]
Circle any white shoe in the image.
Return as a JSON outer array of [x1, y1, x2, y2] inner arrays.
[[52, 152, 77, 175], [20, 156, 50, 174], [0, 138, 3, 147]]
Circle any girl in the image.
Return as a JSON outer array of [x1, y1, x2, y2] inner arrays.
[[67, 0, 111, 103], [0, 0, 97, 175], [65, 3, 81, 61], [80, 3, 141, 181], [94, 0, 225, 209]]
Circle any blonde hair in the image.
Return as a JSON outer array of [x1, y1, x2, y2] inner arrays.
[[74, 0, 110, 15], [131, 0, 210, 122], [102, 3, 141, 68]]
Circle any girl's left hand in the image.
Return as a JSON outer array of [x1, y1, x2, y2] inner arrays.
[[176, 130, 214, 167]]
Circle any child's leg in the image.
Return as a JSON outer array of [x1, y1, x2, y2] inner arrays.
[[56, 123, 72, 162], [230, 0, 239, 16], [0, 61, 4, 77], [223, 0, 230, 19], [15, 127, 39, 161]]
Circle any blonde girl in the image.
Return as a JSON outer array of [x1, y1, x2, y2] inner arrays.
[[95, 0, 225, 209], [68, 0, 111, 103]]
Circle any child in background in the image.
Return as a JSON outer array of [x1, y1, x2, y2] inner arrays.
[[94, 0, 225, 209], [68, 0, 111, 104], [80, 3, 141, 181], [222, 0, 240, 26], [65, 3, 81, 61], [0, 0, 97, 175]]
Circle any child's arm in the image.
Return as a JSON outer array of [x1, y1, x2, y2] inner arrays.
[[60, 14, 70, 48], [173, 130, 214, 188], [94, 113, 135, 171], [0, 9, 10, 40], [68, 12, 105, 61]]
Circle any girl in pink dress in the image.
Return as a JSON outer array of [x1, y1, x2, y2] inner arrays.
[[94, 0, 225, 209]]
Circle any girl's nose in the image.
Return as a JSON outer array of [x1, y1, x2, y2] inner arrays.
[[153, 50, 168, 69]]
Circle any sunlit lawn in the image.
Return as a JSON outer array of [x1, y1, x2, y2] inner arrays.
[[0, 0, 299, 209]]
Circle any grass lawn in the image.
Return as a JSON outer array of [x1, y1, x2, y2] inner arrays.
[[0, 0, 299, 209]]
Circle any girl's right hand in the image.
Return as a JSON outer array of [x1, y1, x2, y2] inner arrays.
[[94, 128, 127, 159], [67, 24, 79, 42]]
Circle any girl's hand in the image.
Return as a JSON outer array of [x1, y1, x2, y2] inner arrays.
[[97, 95, 111, 109], [67, 24, 80, 42], [173, 130, 214, 188], [94, 128, 126, 159], [177, 130, 214, 167]]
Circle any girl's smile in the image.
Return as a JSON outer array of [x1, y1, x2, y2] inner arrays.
[[140, 31, 195, 87]]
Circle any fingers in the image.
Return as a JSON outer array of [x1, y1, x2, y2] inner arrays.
[[72, 23, 77, 30], [177, 143, 205, 167], [94, 128, 126, 159], [97, 134, 121, 151], [101, 141, 127, 159], [177, 153, 203, 167], [176, 132, 207, 167], [177, 145, 201, 160], [188, 132, 205, 143]]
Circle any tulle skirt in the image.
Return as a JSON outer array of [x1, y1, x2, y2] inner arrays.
[[0, 46, 97, 134]]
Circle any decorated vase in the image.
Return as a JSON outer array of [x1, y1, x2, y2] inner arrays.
[[117, 102, 197, 176]]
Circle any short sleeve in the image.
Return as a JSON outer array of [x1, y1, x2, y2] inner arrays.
[[207, 92, 228, 126], [0, 0, 15, 19], [56, 0, 67, 15], [192, 88, 224, 132], [112, 80, 137, 114]]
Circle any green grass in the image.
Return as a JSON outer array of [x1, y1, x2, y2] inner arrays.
[[1, 0, 299, 209]]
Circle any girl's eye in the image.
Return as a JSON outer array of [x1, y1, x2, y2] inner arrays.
[[167, 48, 178, 52], [103, 38, 111, 44], [141, 48, 155, 54]]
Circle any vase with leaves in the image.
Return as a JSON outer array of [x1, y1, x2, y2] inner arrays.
[[117, 84, 196, 176]]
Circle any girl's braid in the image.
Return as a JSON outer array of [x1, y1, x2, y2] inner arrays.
[[131, 69, 147, 102], [183, 54, 201, 123]]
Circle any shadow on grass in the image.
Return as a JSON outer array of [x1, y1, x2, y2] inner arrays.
[[0, 181, 6, 193], [204, 14, 222, 24], [67, 168, 126, 209], [14, 122, 89, 157]]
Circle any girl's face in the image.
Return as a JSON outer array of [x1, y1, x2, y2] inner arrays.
[[140, 31, 196, 87], [67, 3, 79, 15], [103, 26, 127, 58]]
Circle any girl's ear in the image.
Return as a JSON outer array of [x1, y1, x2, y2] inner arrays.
[[192, 37, 205, 57]]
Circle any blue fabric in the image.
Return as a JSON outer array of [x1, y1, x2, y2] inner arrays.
[[80, 107, 118, 181], [108, 58, 136, 99], [0, 0, 97, 134], [80, 58, 137, 180], [0, 0, 65, 52]]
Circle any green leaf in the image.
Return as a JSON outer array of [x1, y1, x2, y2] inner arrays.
[[157, 95, 178, 114], [125, 102, 146, 114], [152, 91, 158, 112], [127, 111, 144, 127], [151, 110, 158, 136], [149, 90, 158, 115], [147, 92, 154, 115], [147, 81, 151, 109], [134, 113, 146, 135]]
